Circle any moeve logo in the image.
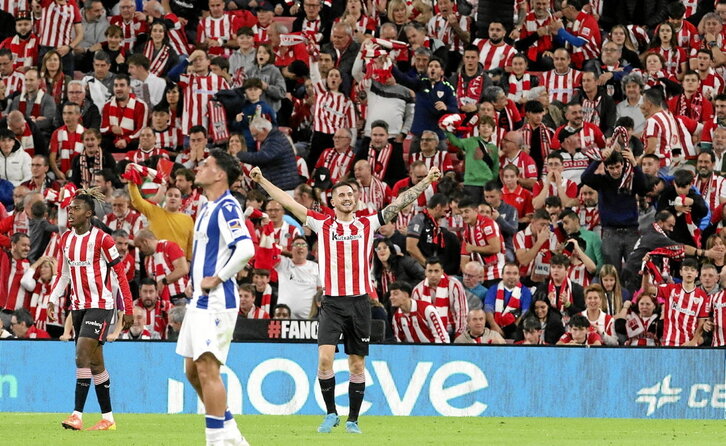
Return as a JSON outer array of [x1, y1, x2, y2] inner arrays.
[[636, 375, 682, 416]]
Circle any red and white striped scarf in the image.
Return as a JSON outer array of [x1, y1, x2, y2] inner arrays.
[[42, 71, 66, 105], [625, 313, 659, 346], [581, 126, 634, 194], [368, 143, 393, 181], [494, 281, 522, 327], [641, 243, 685, 285], [456, 72, 485, 108], [578, 204, 600, 232], [259, 283, 273, 315], [18, 122, 35, 156], [676, 92, 705, 121], [581, 94, 602, 126], [548, 278, 572, 313], [143, 41, 171, 77], [420, 274, 451, 328], [18, 90, 44, 118], [675, 194, 701, 248], [521, 123, 552, 161], [7, 34, 37, 71], [696, 175, 720, 212], [55, 124, 85, 173], [107, 95, 139, 132], [507, 73, 533, 97]]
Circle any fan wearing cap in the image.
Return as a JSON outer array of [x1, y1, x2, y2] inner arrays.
[[252, 1, 276, 44], [0, 11, 38, 73], [552, 125, 590, 185]]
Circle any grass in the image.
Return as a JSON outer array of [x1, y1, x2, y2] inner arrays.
[[2, 413, 725, 445]]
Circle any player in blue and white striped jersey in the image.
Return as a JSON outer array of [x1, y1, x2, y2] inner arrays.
[[175, 149, 254, 446]]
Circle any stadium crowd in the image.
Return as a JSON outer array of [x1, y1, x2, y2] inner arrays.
[[2, 0, 726, 348]]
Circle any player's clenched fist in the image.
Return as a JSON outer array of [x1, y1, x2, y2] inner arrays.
[[249, 166, 263, 183], [426, 166, 441, 183]]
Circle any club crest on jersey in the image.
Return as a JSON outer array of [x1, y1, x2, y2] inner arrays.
[[437, 91, 444, 98]]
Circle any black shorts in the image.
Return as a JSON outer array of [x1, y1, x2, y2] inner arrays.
[[318, 294, 371, 356], [72, 309, 115, 343]]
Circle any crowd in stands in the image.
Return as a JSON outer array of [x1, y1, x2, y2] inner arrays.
[[3, 0, 726, 348]]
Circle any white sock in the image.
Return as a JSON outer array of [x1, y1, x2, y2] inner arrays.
[[206, 427, 225, 445], [72, 411, 82, 420], [101, 412, 114, 422]]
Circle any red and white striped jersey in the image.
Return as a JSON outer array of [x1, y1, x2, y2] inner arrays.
[[314, 147, 354, 184], [241, 305, 270, 319], [500, 150, 538, 180], [333, 14, 376, 38], [568, 262, 591, 287], [3, 257, 29, 311], [541, 68, 582, 104], [39, 0, 81, 47], [179, 72, 229, 134], [0, 0, 28, 15], [707, 290, 726, 347], [581, 309, 614, 338], [53, 226, 121, 311], [1, 70, 25, 97], [102, 209, 145, 239], [359, 177, 391, 212], [657, 283, 708, 346], [180, 188, 206, 221], [427, 13, 470, 53], [472, 38, 516, 71], [197, 14, 238, 57], [301, 17, 323, 42], [109, 15, 148, 53], [642, 109, 684, 166], [699, 68, 725, 99], [124, 147, 171, 165], [312, 81, 356, 135], [577, 205, 601, 236], [551, 122, 606, 152], [396, 207, 415, 233], [49, 124, 84, 173], [460, 214, 505, 281], [517, 11, 554, 61], [273, 220, 301, 253], [252, 24, 269, 44], [305, 210, 382, 297], [532, 177, 578, 201], [564, 11, 601, 68], [513, 225, 556, 278], [28, 279, 57, 331], [164, 13, 190, 56], [393, 299, 449, 343], [649, 46, 687, 78], [154, 127, 182, 151], [440, 211, 465, 241], [0, 34, 39, 71], [410, 151, 454, 173], [144, 239, 189, 299], [411, 275, 467, 336], [391, 178, 435, 214], [694, 174, 726, 212], [682, 0, 698, 17], [133, 299, 170, 339]]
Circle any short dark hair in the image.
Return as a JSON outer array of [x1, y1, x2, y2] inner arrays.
[[11, 232, 29, 244], [667, 1, 686, 19], [273, 303, 291, 314], [127, 53, 151, 71], [614, 116, 634, 130], [681, 257, 700, 271], [524, 100, 544, 114], [522, 316, 542, 332], [544, 196, 562, 208], [643, 88, 666, 108], [568, 314, 591, 329], [114, 73, 131, 86], [140, 277, 157, 287], [673, 169, 694, 188], [550, 253, 570, 267], [532, 208, 550, 221], [0, 48, 12, 59], [239, 283, 255, 295], [174, 168, 195, 182], [654, 210, 674, 223], [243, 77, 263, 90], [389, 281, 413, 295], [427, 193, 449, 209], [13, 308, 34, 327], [152, 103, 170, 114], [252, 268, 270, 277], [189, 125, 207, 136], [546, 151, 564, 163], [62, 101, 81, 114], [31, 200, 47, 219], [559, 208, 578, 222], [458, 198, 477, 209], [210, 56, 229, 72], [370, 120, 389, 133], [425, 256, 443, 267], [237, 26, 254, 37], [209, 149, 242, 187], [603, 150, 625, 167], [112, 229, 129, 238], [484, 180, 502, 193]]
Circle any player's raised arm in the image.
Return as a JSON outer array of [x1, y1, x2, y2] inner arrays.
[[249, 167, 309, 222], [381, 166, 442, 223]]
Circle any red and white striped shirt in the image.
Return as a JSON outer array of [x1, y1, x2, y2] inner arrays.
[[1, 70, 25, 97], [314, 147, 354, 184], [273, 220, 301, 253], [100, 95, 149, 144], [393, 299, 449, 343], [3, 256, 29, 311], [164, 13, 190, 56], [102, 209, 145, 239], [649, 46, 687, 78], [28, 279, 57, 331], [109, 15, 148, 53], [500, 150, 538, 180], [197, 14, 238, 57], [513, 225, 556, 278], [411, 275, 467, 336], [154, 127, 182, 151], [461, 214, 505, 281], [564, 11, 601, 68], [134, 298, 170, 339], [179, 71, 229, 134], [473, 39, 516, 71], [0, 34, 39, 71], [49, 124, 84, 173], [252, 24, 269, 44], [658, 283, 708, 346], [517, 11, 554, 62], [707, 290, 726, 347], [568, 262, 591, 287], [305, 210, 382, 297], [532, 177, 578, 201], [0, 0, 28, 15], [694, 174, 726, 212], [144, 239, 189, 299], [541, 68, 582, 104], [699, 68, 725, 99], [180, 188, 206, 221], [551, 122, 606, 152], [241, 305, 270, 319], [427, 13, 470, 53], [410, 151, 454, 173], [124, 147, 170, 165], [53, 226, 121, 311], [642, 109, 685, 166], [301, 17, 322, 42], [39, 0, 81, 48], [312, 81, 356, 135]]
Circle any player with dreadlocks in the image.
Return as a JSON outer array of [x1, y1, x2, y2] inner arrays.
[[48, 188, 134, 431]]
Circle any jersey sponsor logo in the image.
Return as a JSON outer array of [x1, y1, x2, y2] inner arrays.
[[331, 233, 363, 242], [670, 301, 697, 317], [68, 260, 93, 267], [84, 320, 103, 328]]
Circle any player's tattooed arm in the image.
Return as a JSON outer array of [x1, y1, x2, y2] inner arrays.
[[381, 167, 442, 223]]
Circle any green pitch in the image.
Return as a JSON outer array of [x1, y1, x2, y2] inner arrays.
[[3, 413, 725, 445]]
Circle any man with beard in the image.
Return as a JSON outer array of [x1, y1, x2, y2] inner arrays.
[[100, 74, 148, 153], [472, 21, 515, 72], [571, 71, 616, 135], [448, 45, 491, 114], [694, 150, 726, 213], [355, 120, 406, 187]]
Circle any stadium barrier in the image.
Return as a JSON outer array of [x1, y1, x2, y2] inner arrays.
[[1, 341, 726, 419]]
